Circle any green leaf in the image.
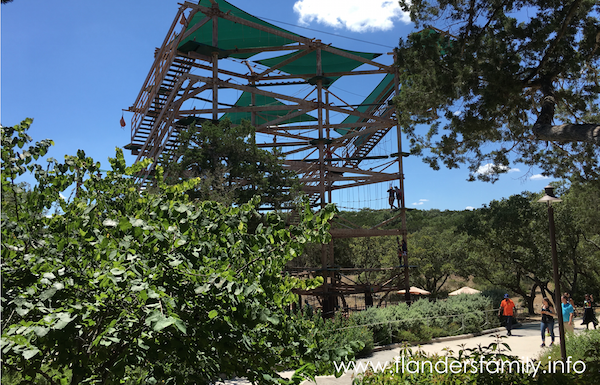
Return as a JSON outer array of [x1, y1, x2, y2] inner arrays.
[[53, 313, 76, 330], [137, 338, 149, 350], [174, 318, 187, 334], [195, 284, 210, 294], [153, 316, 175, 332], [22, 348, 40, 359], [33, 326, 50, 337], [119, 218, 132, 231], [103, 218, 118, 227], [208, 310, 218, 319], [40, 287, 58, 301], [42, 272, 56, 280]]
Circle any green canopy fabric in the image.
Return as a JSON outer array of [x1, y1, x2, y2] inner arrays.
[[335, 73, 395, 140], [221, 91, 317, 126], [256, 49, 381, 80], [178, 0, 301, 59]]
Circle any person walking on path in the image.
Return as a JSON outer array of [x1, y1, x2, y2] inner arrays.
[[562, 295, 575, 334], [540, 297, 555, 347], [582, 293, 598, 329], [499, 294, 516, 336], [564, 292, 577, 316]]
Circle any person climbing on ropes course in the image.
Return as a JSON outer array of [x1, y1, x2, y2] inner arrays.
[[394, 186, 403, 208], [387, 185, 396, 210]]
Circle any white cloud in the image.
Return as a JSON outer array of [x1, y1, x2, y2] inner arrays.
[[476, 163, 518, 175], [293, 0, 411, 32], [465, 206, 475, 211], [412, 199, 428, 206], [531, 174, 550, 180]]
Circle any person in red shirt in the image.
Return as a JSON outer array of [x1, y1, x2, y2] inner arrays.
[[499, 294, 516, 336]]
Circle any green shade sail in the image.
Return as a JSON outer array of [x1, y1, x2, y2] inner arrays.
[[222, 91, 317, 126], [178, 0, 300, 59], [256, 49, 381, 80], [336, 73, 395, 139]]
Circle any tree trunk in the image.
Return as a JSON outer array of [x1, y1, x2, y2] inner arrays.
[[533, 77, 600, 145], [539, 282, 554, 305], [533, 123, 600, 145], [527, 283, 538, 315]]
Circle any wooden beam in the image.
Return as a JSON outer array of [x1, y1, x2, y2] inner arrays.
[[179, 103, 312, 115], [183, 73, 319, 107], [254, 69, 389, 81], [321, 44, 389, 70], [180, 14, 210, 42], [253, 48, 314, 81], [182, 56, 252, 80]]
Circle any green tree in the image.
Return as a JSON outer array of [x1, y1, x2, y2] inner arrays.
[[395, 0, 599, 182], [409, 227, 467, 296], [555, 181, 600, 300], [164, 119, 299, 208], [1, 119, 335, 384], [459, 192, 554, 313]]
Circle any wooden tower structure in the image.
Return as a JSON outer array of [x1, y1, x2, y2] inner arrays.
[[125, 0, 411, 315]]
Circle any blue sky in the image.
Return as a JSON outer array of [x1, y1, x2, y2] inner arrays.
[[1, 0, 555, 211]]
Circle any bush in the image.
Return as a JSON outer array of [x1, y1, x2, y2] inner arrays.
[[355, 335, 600, 385], [291, 311, 374, 375], [539, 329, 600, 380], [0, 119, 336, 384], [346, 294, 498, 347], [351, 306, 395, 345]]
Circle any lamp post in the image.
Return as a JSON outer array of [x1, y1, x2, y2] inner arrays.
[[538, 185, 566, 362]]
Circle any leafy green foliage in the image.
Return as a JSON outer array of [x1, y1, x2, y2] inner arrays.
[[163, 119, 299, 209], [458, 187, 600, 313], [350, 295, 497, 346], [459, 192, 553, 313], [294, 311, 374, 376], [409, 227, 467, 296], [1, 119, 335, 384], [395, 0, 600, 182], [540, 329, 600, 378], [355, 333, 600, 384]]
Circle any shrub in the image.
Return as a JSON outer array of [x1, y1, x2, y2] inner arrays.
[[539, 329, 600, 380], [351, 306, 394, 345], [0, 119, 336, 384], [355, 335, 600, 385], [346, 294, 498, 347]]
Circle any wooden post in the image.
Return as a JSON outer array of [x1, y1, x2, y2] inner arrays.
[[393, 53, 410, 304], [211, 5, 219, 121]]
